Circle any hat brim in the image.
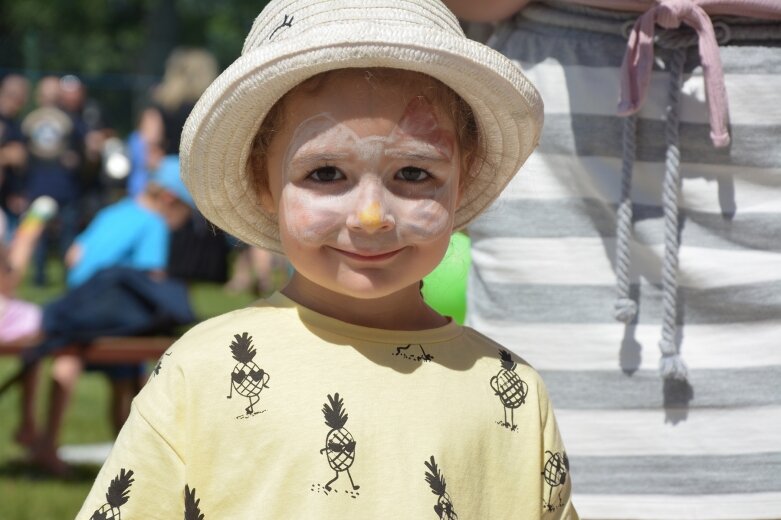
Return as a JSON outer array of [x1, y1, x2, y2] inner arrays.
[[181, 23, 542, 253]]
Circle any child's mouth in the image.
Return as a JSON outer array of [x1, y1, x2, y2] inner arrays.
[[330, 247, 404, 262]]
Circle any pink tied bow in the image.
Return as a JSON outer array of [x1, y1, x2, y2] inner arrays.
[[618, 0, 731, 147]]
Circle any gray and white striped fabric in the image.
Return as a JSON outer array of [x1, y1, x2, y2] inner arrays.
[[466, 6, 781, 520]]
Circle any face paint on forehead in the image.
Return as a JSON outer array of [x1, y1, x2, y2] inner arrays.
[[282, 113, 345, 172], [388, 96, 455, 162], [283, 97, 456, 172]]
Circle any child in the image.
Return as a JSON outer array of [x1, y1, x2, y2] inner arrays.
[[78, 0, 577, 518], [0, 196, 56, 344], [0, 196, 56, 458]]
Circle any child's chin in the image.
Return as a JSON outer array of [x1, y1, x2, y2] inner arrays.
[[330, 275, 417, 300]]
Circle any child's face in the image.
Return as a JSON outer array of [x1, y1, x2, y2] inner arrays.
[[263, 70, 461, 300]]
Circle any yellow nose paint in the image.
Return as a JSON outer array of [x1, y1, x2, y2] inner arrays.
[[358, 202, 383, 230]]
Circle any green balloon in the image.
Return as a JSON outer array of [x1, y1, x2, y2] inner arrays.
[[422, 232, 471, 324]]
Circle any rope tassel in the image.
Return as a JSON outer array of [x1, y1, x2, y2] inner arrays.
[[658, 48, 688, 382]]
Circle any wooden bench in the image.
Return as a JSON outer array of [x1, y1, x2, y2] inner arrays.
[[0, 336, 177, 364]]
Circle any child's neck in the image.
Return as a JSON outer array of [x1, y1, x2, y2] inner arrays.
[[281, 273, 449, 331]]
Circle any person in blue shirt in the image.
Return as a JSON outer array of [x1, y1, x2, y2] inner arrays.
[[18, 155, 193, 475], [65, 154, 193, 288]]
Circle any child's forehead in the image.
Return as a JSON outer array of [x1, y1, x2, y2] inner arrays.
[[280, 69, 454, 130]]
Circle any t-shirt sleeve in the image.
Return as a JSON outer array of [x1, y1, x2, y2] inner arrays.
[[76, 351, 186, 519], [132, 218, 169, 271], [538, 377, 579, 520], [72, 209, 104, 249]]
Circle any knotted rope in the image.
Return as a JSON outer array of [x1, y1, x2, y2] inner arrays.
[[658, 47, 688, 381]]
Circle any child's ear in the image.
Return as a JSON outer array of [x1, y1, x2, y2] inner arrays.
[[258, 185, 277, 215]]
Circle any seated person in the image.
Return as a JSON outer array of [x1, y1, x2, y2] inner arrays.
[[18, 156, 193, 475], [65, 155, 192, 288]]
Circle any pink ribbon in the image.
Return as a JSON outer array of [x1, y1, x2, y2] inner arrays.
[[618, 0, 731, 147]]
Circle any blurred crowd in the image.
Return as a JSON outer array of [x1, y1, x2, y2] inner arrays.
[[0, 48, 290, 294], [0, 49, 289, 475]]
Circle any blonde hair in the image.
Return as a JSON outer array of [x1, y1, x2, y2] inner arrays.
[[154, 48, 219, 111], [247, 68, 482, 201]]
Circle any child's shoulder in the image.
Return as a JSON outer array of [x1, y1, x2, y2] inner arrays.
[[180, 299, 287, 340], [461, 325, 534, 365], [460, 325, 546, 384], [140, 301, 290, 389]]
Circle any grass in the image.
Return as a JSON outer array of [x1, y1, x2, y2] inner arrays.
[[0, 261, 257, 520]]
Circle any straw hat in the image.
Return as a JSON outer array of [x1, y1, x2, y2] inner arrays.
[[180, 0, 543, 253]]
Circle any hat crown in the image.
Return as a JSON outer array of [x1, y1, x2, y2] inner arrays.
[[242, 0, 463, 54]]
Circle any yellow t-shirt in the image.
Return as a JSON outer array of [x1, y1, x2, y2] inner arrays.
[[78, 293, 578, 519]]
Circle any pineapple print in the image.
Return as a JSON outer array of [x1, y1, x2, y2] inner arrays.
[[424, 456, 457, 520], [184, 485, 205, 520], [153, 351, 172, 377], [489, 349, 528, 430], [542, 450, 570, 512], [91, 468, 134, 520], [226, 332, 270, 415], [319, 393, 360, 491]]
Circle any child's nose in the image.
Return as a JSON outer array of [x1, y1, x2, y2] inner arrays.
[[347, 200, 395, 234]]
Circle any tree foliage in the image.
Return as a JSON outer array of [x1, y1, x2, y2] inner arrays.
[[0, 0, 268, 75], [0, 0, 270, 132]]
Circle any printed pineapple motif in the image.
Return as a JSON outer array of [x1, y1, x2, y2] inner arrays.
[[489, 349, 528, 430], [184, 485, 205, 520], [91, 468, 134, 520], [424, 456, 458, 520], [227, 332, 270, 415], [542, 450, 570, 512], [319, 393, 359, 491]]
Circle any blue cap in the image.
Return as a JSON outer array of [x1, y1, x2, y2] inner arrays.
[[150, 155, 195, 208]]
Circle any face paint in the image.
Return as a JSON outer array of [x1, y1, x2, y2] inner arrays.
[[276, 97, 459, 252], [358, 201, 383, 231], [391, 96, 455, 162], [263, 70, 466, 303]]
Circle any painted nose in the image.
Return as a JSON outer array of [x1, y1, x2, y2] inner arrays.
[[348, 201, 395, 234]]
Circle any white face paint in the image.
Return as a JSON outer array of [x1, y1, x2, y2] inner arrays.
[[277, 96, 459, 254], [264, 72, 463, 303]]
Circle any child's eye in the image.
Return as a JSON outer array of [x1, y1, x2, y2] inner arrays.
[[308, 166, 344, 182], [396, 167, 430, 182]]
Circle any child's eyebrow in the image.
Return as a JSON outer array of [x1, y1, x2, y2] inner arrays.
[[289, 151, 351, 164], [384, 148, 452, 163]]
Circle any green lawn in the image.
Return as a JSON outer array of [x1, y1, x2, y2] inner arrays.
[[0, 263, 257, 520]]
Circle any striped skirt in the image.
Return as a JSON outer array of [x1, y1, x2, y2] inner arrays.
[[466, 5, 781, 519]]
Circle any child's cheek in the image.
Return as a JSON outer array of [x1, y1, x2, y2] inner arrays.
[[280, 188, 343, 244], [394, 198, 454, 242]]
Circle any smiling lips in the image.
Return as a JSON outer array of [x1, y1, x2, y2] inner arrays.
[[330, 247, 404, 262]]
